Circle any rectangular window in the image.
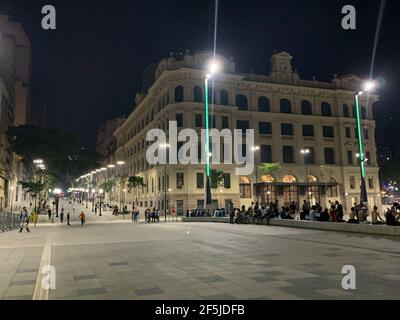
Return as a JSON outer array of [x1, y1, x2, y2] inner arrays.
[[195, 114, 202, 127], [236, 120, 249, 133], [209, 115, 216, 128], [281, 123, 294, 136], [158, 176, 161, 192], [350, 176, 355, 189], [324, 148, 335, 164], [177, 141, 183, 158], [260, 145, 272, 163], [345, 127, 351, 138], [364, 128, 369, 140], [221, 116, 229, 129], [347, 150, 353, 164], [282, 146, 294, 163], [368, 177, 374, 189], [302, 125, 314, 137], [223, 173, 231, 189], [259, 122, 272, 135], [176, 173, 184, 189], [323, 126, 334, 138], [176, 113, 183, 127], [196, 172, 204, 188], [366, 151, 371, 165]]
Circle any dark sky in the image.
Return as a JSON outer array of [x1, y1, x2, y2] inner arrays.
[[1, 0, 399, 149]]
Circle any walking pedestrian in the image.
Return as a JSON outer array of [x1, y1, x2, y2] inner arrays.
[[19, 207, 30, 233], [67, 212, 71, 225], [131, 210, 135, 222], [48, 208, 52, 220], [79, 211, 85, 226], [60, 210, 64, 223]]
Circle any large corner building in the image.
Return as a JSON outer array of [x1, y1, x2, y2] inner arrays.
[[113, 51, 380, 215]]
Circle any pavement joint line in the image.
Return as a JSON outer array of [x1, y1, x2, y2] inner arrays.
[[32, 238, 52, 300]]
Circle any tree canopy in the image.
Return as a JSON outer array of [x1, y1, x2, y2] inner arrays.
[[8, 125, 100, 188]]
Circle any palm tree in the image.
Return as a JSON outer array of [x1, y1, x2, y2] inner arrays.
[[210, 169, 225, 207], [258, 163, 281, 177], [127, 176, 145, 209]]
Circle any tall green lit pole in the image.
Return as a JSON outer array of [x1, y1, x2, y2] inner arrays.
[[354, 79, 376, 203], [354, 93, 367, 203], [203, 59, 220, 210], [204, 76, 212, 209]]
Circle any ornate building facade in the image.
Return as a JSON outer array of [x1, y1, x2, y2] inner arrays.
[[113, 50, 380, 215]]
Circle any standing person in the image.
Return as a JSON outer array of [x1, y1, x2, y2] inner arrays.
[[289, 201, 297, 218], [19, 207, 30, 233], [301, 200, 309, 220], [67, 212, 71, 225], [94, 203, 97, 215], [47, 208, 52, 220], [60, 209, 64, 223], [131, 209, 135, 222], [329, 204, 338, 222], [79, 211, 85, 226], [228, 201, 234, 224]]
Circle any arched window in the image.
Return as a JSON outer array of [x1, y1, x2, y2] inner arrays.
[[280, 98, 292, 113], [174, 85, 184, 102], [220, 89, 229, 105], [301, 100, 312, 115], [307, 175, 318, 183], [361, 106, 367, 119], [208, 87, 216, 104], [260, 175, 275, 183], [239, 176, 251, 198], [342, 104, 350, 117], [283, 175, 297, 183], [258, 96, 270, 112], [194, 86, 202, 102], [236, 94, 248, 110], [321, 102, 332, 116]]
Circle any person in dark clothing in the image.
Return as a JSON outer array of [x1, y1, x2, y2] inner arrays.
[[229, 202, 235, 224], [385, 207, 400, 226], [301, 200, 309, 220], [67, 212, 70, 225], [319, 208, 330, 222]]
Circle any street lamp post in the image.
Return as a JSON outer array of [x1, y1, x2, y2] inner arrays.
[[301, 149, 310, 204], [160, 144, 170, 221], [99, 188, 103, 216], [116, 161, 126, 214], [204, 59, 220, 211], [251, 146, 260, 202], [354, 81, 375, 204]]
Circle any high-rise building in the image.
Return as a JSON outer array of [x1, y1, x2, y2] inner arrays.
[[112, 50, 380, 215], [0, 15, 31, 210]]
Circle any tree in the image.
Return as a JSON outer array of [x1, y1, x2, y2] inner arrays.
[[259, 163, 281, 176], [127, 176, 145, 208], [100, 178, 115, 206], [8, 125, 100, 189], [210, 169, 225, 207], [18, 169, 55, 213]]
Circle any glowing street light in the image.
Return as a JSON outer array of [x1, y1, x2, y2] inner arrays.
[[204, 59, 221, 210], [301, 148, 311, 204], [354, 80, 376, 203]]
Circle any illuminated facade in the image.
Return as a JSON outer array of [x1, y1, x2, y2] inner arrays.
[[113, 50, 380, 214]]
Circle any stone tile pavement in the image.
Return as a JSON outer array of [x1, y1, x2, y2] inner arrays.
[[0, 220, 399, 300]]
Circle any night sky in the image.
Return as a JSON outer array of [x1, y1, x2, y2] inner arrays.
[[1, 0, 399, 150]]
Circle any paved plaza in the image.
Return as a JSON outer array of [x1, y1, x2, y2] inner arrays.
[[0, 201, 400, 300]]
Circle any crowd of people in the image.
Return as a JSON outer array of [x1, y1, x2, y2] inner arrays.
[[215, 199, 400, 226]]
